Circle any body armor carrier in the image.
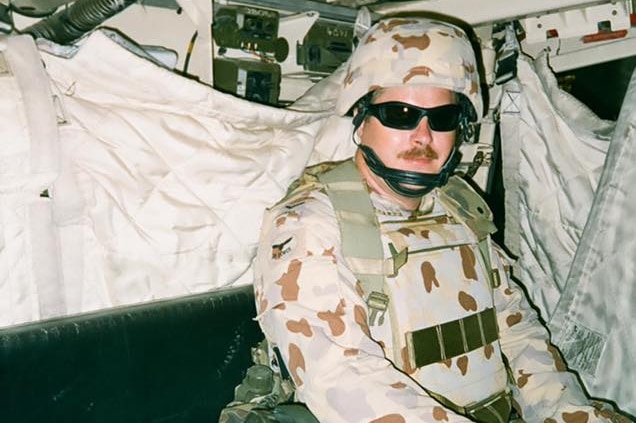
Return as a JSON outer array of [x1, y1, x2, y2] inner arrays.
[[317, 159, 512, 423]]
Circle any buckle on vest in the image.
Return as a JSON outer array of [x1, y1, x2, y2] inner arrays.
[[491, 269, 502, 288], [367, 291, 389, 326], [388, 243, 408, 277]]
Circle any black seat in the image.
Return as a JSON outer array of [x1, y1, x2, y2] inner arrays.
[[0, 285, 263, 423]]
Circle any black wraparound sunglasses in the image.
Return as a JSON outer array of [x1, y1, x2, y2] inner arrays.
[[366, 102, 462, 132]]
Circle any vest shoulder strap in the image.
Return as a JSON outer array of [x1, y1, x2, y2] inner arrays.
[[439, 176, 501, 288], [438, 176, 497, 239], [317, 159, 392, 326]]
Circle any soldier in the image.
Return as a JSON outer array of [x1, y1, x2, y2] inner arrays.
[[252, 15, 631, 423]]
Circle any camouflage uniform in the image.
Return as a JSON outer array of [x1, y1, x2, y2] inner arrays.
[[253, 17, 628, 423], [255, 162, 626, 423]]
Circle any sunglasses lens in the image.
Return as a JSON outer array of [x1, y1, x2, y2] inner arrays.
[[427, 105, 461, 131], [377, 104, 421, 129], [372, 103, 461, 131]]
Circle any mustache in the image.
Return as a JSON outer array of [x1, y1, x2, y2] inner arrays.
[[397, 145, 439, 160]]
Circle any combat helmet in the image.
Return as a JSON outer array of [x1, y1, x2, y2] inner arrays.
[[336, 16, 483, 197]]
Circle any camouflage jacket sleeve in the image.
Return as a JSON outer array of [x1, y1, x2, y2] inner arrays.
[[491, 244, 630, 423], [254, 189, 473, 423]]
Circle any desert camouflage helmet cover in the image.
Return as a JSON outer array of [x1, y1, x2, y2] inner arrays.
[[335, 17, 483, 119]]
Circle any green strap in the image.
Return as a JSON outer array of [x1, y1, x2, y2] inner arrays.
[[318, 160, 395, 326]]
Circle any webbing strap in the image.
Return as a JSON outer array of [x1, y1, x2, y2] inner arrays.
[[407, 307, 498, 368], [318, 160, 382, 264], [318, 160, 394, 326], [500, 80, 523, 258]]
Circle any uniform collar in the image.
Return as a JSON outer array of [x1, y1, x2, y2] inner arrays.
[[369, 189, 440, 218]]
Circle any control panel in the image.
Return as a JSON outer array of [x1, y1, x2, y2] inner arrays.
[[212, 1, 356, 105]]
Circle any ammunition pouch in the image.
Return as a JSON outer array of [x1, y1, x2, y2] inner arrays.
[[219, 340, 319, 423], [463, 390, 512, 423]]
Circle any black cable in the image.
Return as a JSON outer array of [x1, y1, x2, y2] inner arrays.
[[23, 0, 137, 44]]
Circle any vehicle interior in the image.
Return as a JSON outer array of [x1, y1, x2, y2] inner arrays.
[[0, 0, 635, 422]]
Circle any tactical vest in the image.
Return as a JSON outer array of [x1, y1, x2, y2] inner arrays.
[[317, 159, 512, 423]]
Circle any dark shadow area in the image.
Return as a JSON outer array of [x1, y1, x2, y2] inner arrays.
[[557, 55, 636, 120], [0, 285, 263, 423]]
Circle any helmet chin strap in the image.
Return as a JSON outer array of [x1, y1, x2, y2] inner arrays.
[[358, 144, 462, 198]]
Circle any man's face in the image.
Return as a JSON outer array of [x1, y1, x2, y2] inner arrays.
[[358, 85, 457, 175]]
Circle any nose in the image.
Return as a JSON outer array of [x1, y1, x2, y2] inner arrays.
[[411, 116, 433, 146]]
